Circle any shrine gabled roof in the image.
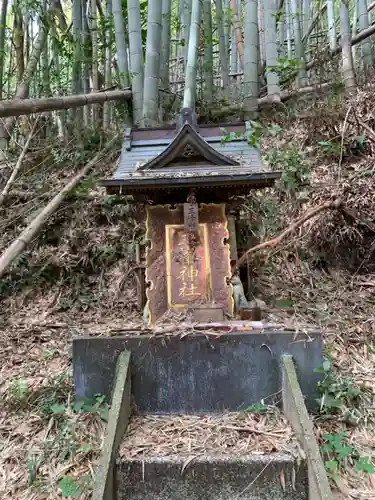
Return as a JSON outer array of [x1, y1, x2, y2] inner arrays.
[[102, 121, 281, 192]]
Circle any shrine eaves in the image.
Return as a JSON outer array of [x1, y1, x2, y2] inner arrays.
[[102, 119, 281, 204]]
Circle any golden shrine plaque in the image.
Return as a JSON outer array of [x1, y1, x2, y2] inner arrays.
[[165, 224, 211, 308]]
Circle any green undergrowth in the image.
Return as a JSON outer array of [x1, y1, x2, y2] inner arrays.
[[314, 354, 374, 483], [321, 431, 374, 480], [315, 353, 369, 425]]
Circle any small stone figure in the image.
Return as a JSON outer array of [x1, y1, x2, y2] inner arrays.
[[230, 275, 249, 313], [143, 301, 150, 325]]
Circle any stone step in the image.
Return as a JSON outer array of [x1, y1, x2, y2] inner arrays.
[[80, 335, 332, 500], [116, 410, 307, 500], [115, 453, 308, 500]]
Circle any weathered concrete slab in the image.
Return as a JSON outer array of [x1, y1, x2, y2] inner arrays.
[[115, 454, 308, 500], [73, 330, 323, 413], [281, 355, 332, 500]]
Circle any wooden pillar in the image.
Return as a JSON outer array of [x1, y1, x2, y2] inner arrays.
[[135, 243, 146, 311], [227, 212, 238, 267]]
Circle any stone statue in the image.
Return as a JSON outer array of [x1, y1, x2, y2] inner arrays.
[[143, 301, 150, 325], [230, 275, 249, 313]]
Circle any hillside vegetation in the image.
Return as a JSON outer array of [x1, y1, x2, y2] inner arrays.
[[1, 0, 375, 497]]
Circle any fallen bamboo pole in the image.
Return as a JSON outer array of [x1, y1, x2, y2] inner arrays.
[[0, 134, 120, 279], [0, 89, 131, 118]]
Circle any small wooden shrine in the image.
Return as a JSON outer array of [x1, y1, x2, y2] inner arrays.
[[103, 109, 281, 325]]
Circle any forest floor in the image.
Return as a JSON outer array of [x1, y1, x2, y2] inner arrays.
[[1, 86, 375, 498]]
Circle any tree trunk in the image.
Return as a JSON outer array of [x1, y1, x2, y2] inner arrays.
[[159, 0, 172, 119], [340, 0, 357, 93], [103, 0, 113, 129], [183, 0, 201, 110], [0, 0, 8, 100], [243, 0, 259, 115], [160, 0, 172, 89], [127, 0, 144, 125], [358, 0, 373, 68], [285, 0, 293, 58], [82, 3, 91, 126], [302, 0, 311, 39], [278, 3, 286, 58], [264, 0, 280, 100], [203, 0, 214, 103], [183, 0, 193, 68], [72, 0, 83, 129], [112, 0, 130, 88], [327, 0, 337, 50], [230, 0, 244, 69], [51, 26, 66, 142], [13, 6, 24, 83], [290, 0, 307, 87], [215, 0, 229, 99], [89, 0, 100, 123], [143, 0, 163, 126]]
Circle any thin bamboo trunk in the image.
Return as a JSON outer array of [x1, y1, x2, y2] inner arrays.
[[103, 0, 112, 129], [203, 0, 214, 103], [358, 0, 373, 67], [127, 0, 144, 125], [72, 0, 83, 120], [285, 0, 293, 58], [278, 4, 286, 58], [223, 0, 230, 56], [89, 0, 100, 123], [183, 0, 201, 109], [258, 0, 265, 66], [13, 7, 24, 83], [230, 0, 244, 69], [290, 0, 307, 87], [82, 3, 91, 126], [243, 0, 259, 115], [264, 0, 280, 100], [160, 0, 172, 121], [160, 0, 172, 95], [327, 0, 336, 50], [51, 29, 65, 142], [0, 0, 8, 100], [112, 0, 130, 88], [143, 0, 163, 125], [215, 0, 229, 98], [352, 1, 358, 63], [183, 0, 193, 68], [302, 0, 310, 37], [340, 0, 357, 93]]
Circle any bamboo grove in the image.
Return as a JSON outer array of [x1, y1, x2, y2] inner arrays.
[[0, 0, 374, 143]]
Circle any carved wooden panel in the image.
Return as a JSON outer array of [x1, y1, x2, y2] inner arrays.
[[145, 204, 233, 324]]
